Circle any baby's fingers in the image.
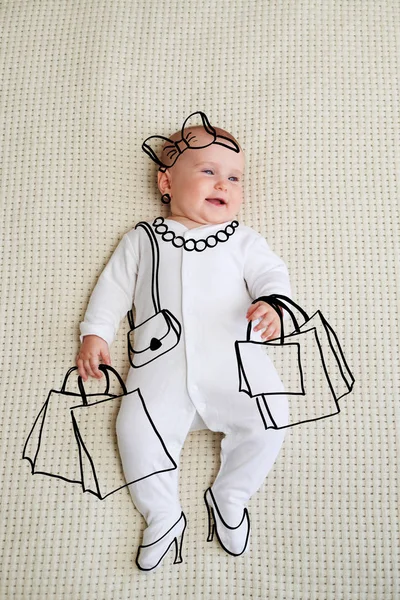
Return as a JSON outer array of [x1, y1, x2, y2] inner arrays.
[[89, 358, 104, 379], [261, 325, 280, 341], [246, 302, 268, 321], [76, 357, 88, 382], [253, 314, 273, 333], [78, 357, 102, 380], [100, 349, 112, 366]]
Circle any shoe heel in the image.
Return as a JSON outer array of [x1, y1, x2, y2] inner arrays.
[[207, 520, 215, 543], [205, 491, 215, 542], [173, 530, 184, 564]]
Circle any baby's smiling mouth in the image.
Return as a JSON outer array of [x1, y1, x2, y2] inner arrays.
[[206, 197, 227, 206]]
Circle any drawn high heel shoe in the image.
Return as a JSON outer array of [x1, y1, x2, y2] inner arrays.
[[135, 512, 187, 572], [204, 488, 250, 556]]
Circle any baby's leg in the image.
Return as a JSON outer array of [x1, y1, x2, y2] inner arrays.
[[116, 386, 197, 545], [211, 393, 289, 524]]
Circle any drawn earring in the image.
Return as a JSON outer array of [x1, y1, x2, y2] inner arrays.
[[161, 193, 171, 204]]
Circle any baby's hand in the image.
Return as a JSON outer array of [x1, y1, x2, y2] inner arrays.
[[246, 301, 282, 341], [76, 335, 112, 382]]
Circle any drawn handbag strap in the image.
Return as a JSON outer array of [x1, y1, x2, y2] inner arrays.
[[247, 294, 310, 345], [61, 364, 128, 406], [127, 221, 161, 329]]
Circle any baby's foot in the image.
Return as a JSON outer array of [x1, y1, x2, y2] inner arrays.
[[204, 488, 250, 555], [135, 512, 187, 572]]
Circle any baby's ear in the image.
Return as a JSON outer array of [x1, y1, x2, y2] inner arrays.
[[157, 168, 171, 193]]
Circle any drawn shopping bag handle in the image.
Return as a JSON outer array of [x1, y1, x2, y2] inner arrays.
[[62, 364, 128, 406], [247, 294, 309, 344]]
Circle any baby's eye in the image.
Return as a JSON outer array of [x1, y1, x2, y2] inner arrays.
[[202, 170, 240, 182]]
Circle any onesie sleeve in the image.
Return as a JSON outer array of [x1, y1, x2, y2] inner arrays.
[[244, 233, 292, 309], [79, 232, 138, 346]]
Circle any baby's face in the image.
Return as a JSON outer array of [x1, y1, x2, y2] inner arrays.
[[158, 134, 245, 227]]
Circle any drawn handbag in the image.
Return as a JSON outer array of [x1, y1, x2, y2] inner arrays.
[[235, 294, 355, 429], [127, 221, 181, 368]]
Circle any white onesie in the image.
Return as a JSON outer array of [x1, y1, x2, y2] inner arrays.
[[80, 216, 291, 542]]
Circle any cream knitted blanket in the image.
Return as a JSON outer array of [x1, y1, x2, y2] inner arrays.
[[1, 1, 399, 598]]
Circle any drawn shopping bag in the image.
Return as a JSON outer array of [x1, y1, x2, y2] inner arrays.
[[234, 294, 355, 429], [23, 364, 177, 499], [23, 365, 119, 485], [71, 364, 177, 499]]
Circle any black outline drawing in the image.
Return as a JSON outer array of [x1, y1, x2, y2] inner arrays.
[[142, 110, 240, 172], [235, 294, 355, 429], [204, 487, 250, 557], [135, 512, 187, 571], [127, 221, 182, 368], [23, 364, 177, 500], [152, 217, 240, 252]]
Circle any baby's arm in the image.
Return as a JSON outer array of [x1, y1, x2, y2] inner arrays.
[[243, 234, 291, 340], [77, 231, 139, 381]]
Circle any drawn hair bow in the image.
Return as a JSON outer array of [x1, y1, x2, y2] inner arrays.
[[142, 111, 240, 172]]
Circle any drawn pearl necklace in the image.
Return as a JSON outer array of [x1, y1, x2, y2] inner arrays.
[[152, 217, 239, 252]]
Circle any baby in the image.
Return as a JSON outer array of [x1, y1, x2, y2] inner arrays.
[[76, 112, 291, 571]]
